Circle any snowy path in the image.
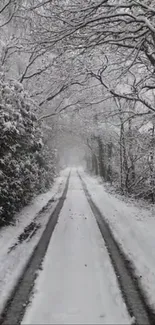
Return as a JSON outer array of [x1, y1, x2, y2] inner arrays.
[[0, 170, 68, 315], [22, 171, 130, 324], [81, 171, 155, 311]]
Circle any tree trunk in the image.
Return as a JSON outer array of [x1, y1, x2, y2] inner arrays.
[[106, 142, 112, 183], [97, 136, 106, 179], [149, 125, 155, 203]]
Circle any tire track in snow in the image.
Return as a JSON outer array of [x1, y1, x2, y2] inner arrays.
[[0, 172, 70, 325], [78, 172, 155, 325]]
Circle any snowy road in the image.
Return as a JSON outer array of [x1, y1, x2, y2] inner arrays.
[[22, 171, 130, 324], [1, 169, 154, 325]]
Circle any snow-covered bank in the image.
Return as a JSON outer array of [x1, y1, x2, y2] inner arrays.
[[82, 171, 155, 310], [0, 169, 69, 314], [22, 172, 130, 324]]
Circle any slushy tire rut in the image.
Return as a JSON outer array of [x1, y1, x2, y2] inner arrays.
[[78, 172, 155, 325], [0, 173, 70, 325]]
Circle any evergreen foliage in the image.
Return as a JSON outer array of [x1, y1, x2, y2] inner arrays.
[[0, 77, 54, 225]]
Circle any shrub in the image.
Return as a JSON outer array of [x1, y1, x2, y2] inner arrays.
[[0, 77, 54, 225]]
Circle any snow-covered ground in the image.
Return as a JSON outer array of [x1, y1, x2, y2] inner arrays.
[[0, 169, 69, 314], [22, 171, 130, 324], [81, 171, 155, 310]]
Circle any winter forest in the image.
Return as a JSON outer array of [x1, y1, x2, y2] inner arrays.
[[1, 0, 155, 225]]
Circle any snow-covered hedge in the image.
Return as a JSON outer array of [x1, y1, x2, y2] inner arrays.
[[0, 77, 54, 225]]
